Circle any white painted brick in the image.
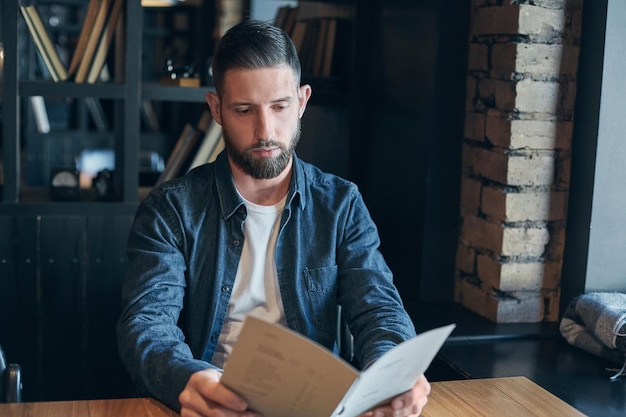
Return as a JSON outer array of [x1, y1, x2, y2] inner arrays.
[[518, 5, 565, 36], [495, 293, 543, 322], [477, 254, 544, 291], [471, 148, 555, 186], [515, 44, 565, 76], [502, 226, 550, 257], [515, 79, 561, 113], [487, 115, 572, 150], [503, 191, 551, 222], [481, 186, 568, 222], [507, 153, 555, 186], [531, 0, 568, 9], [509, 119, 572, 150]]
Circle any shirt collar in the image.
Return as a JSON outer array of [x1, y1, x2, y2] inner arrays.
[[214, 151, 305, 220]]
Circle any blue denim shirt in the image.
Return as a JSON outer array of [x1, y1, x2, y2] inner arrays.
[[117, 152, 416, 410]]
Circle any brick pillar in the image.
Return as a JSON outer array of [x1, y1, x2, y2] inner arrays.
[[455, 0, 582, 322]]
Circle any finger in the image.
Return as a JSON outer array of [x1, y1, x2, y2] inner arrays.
[[204, 381, 249, 411]]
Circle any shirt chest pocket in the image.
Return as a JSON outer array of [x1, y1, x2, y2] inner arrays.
[[304, 265, 338, 335]]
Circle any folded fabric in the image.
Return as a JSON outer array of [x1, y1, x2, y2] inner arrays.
[[560, 292, 626, 379]]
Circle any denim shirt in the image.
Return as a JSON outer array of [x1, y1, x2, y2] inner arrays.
[[116, 152, 416, 410]]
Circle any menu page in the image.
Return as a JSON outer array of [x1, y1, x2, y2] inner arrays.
[[222, 316, 455, 417]]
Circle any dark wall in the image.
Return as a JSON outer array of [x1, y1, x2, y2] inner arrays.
[[351, 0, 469, 309]]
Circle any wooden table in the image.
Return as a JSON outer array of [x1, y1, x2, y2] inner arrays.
[[0, 397, 178, 417], [423, 376, 587, 417], [0, 376, 586, 417]]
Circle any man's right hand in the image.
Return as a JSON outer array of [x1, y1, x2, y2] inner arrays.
[[179, 368, 260, 417]]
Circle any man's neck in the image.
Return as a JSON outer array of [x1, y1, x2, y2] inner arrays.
[[229, 158, 293, 206]]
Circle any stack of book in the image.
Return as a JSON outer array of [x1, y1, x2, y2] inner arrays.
[[274, 2, 353, 78], [20, 0, 125, 132], [155, 109, 224, 186], [20, 0, 124, 84]]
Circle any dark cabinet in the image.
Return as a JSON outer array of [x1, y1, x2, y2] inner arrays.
[[0, 214, 134, 401]]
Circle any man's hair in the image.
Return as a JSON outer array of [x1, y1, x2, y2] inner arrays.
[[211, 19, 301, 95]]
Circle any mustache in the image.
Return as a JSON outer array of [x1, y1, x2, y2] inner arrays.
[[252, 140, 283, 149]]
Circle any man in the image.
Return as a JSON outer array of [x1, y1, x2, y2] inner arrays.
[[117, 19, 430, 417]]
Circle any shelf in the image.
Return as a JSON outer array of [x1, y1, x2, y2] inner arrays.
[[142, 83, 214, 102], [20, 80, 129, 99]]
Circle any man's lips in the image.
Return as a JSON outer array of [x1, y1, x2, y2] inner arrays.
[[252, 147, 280, 157]]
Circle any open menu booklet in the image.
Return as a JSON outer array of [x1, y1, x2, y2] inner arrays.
[[221, 316, 456, 417]]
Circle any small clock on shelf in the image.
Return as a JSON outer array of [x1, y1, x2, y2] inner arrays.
[[50, 168, 80, 201]]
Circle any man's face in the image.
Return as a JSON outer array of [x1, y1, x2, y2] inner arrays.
[[209, 65, 310, 179]]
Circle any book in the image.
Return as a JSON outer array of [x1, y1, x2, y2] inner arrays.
[[155, 124, 200, 186], [207, 135, 224, 163], [30, 96, 51, 133], [141, 100, 161, 132], [321, 18, 338, 77], [273, 6, 289, 29], [67, 0, 101, 78], [19, 1, 68, 81], [300, 19, 319, 75], [84, 97, 110, 132], [86, 0, 124, 83], [281, 6, 299, 36], [186, 118, 223, 172], [312, 18, 329, 76], [290, 20, 308, 53], [221, 316, 455, 417], [178, 110, 213, 174], [74, 0, 111, 83]]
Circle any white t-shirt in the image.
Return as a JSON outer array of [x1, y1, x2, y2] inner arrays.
[[211, 193, 287, 369]]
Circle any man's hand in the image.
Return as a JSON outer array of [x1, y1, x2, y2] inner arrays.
[[360, 374, 431, 417], [179, 369, 260, 417]]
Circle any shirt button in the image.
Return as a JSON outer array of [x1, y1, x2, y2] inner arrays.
[[221, 285, 230, 293], [233, 239, 241, 246]]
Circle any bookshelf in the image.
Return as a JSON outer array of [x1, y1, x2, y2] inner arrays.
[[0, 0, 220, 402], [0, 0, 217, 208]]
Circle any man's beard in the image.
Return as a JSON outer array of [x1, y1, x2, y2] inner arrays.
[[223, 122, 301, 179]]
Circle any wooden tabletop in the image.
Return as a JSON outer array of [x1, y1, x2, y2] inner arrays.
[[0, 397, 178, 417], [423, 376, 587, 417], [0, 376, 586, 417]]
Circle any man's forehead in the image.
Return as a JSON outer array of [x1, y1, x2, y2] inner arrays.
[[220, 66, 299, 100]]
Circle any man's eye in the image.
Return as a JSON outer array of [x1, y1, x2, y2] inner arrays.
[[236, 108, 251, 114]]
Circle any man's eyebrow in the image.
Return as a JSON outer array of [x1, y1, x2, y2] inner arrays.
[[231, 96, 294, 107], [271, 96, 295, 103]]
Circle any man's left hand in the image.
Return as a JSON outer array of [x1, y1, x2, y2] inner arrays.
[[360, 374, 431, 417]]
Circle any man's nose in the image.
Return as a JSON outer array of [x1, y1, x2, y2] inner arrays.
[[255, 110, 273, 141]]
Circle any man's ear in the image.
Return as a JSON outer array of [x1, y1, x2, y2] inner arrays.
[[206, 91, 222, 124], [298, 84, 312, 119]]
